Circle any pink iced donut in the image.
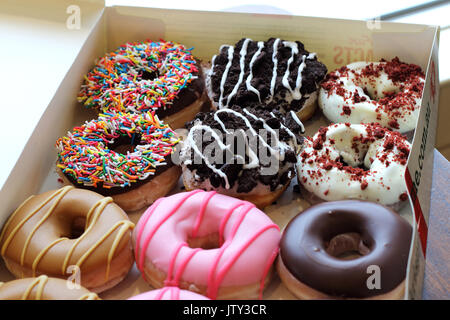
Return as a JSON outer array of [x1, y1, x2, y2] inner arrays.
[[128, 287, 210, 300], [133, 190, 281, 300]]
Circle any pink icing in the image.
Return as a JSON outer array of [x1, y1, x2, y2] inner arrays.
[[133, 190, 281, 300], [128, 287, 210, 300]]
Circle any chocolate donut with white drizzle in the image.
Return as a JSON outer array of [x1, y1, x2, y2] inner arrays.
[[205, 38, 327, 121], [180, 105, 304, 208]]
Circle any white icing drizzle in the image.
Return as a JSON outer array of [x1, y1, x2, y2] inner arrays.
[[241, 108, 287, 161], [289, 110, 305, 133], [184, 108, 299, 189], [281, 41, 299, 97], [218, 45, 234, 109], [245, 41, 265, 102], [215, 38, 318, 106], [267, 38, 281, 103], [225, 38, 252, 108], [213, 111, 259, 169], [216, 109, 279, 157], [270, 111, 299, 150], [186, 124, 231, 189], [209, 54, 217, 77]]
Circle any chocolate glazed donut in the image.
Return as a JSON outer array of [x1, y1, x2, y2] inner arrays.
[[278, 200, 412, 299]]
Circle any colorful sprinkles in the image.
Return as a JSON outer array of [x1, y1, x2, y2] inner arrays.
[[55, 112, 180, 189], [78, 40, 199, 114]]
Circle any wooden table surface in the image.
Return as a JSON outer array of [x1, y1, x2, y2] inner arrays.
[[423, 149, 450, 299]]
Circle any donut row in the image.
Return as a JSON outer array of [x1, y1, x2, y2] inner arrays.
[[0, 36, 419, 300]]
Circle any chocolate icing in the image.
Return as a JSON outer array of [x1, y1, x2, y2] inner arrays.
[[280, 200, 412, 298], [209, 38, 327, 113], [182, 105, 304, 193]]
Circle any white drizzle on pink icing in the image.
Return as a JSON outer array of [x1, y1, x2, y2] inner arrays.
[[134, 190, 280, 300], [225, 38, 252, 108]]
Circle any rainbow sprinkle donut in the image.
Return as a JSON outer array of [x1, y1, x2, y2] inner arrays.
[[77, 40, 205, 124], [55, 112, 181, 211]]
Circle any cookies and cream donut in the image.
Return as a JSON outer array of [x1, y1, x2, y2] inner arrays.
[[133, 190, 281, 300], [128, 287, 209, 300], [319, 57, 425, 135], [0, 275, 100, 300], [56, 111, 181, 212], [278, 201, 412, 299], [78, 40, 209, 129], [0, 186, 134, 293], [180, 105, 304, 208], [296, 123, 411, 207], [206, 38, 327, 121]]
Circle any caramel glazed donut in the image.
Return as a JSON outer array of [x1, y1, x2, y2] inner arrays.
[[297, 123, 411, 209], [77, 40, 210, 129], [319, 57, 425, 137], [0, 186, 134, 293], [278, 201, 412, 300], [179, 105, 305, 208], [56, 112, 182, 212], [206, 38, 327, 121], [0, 275, 100, 300]]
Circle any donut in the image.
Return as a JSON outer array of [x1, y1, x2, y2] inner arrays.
[[206, 38, 327, 121], [56, 111, 181, 212], [278, 200, 412, 299], [128, 287, 209, 300], [78, 40, 209, 129], [180, 105, 304, 208], [319, 57, 425, 136], [133, 190, 281, 300], [296, 123, 411, 208], [0, 275, 100, 300], [0, 186, 135, 293]]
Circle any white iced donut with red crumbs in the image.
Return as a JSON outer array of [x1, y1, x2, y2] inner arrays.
[[319, 57, 425, 134], [128, 287, 210, 300], [133, 190, 281, 300], [296, 123, 411, 207]]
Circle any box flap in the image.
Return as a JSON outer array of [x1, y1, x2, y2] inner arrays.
[[0, 0, 105, 190]]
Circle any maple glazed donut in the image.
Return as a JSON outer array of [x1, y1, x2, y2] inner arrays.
[[78, 40, 209, 129], [0, 275, 100, 300], [319, 57, 425, 135], [56, 111, 181, 212], [0, 186, 135, 293], [207, 38, 327, 121], [133, 190, 281, 300], [278, 201, 412, 299], [297, 123, 411, 208], [128, 287, 209, 300], [180, 105, 304, 208]]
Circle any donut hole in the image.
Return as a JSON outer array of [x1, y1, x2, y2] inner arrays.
[[337, 155, 369, 171], [65, 216, 86, 239], [359, 79, 400, 101], [187, 233, 220, 250], [325, 232, 370, 260], [140, 69, 160, 81]]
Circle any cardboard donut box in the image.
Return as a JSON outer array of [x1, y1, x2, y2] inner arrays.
[[0, 0, 440, 300]]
